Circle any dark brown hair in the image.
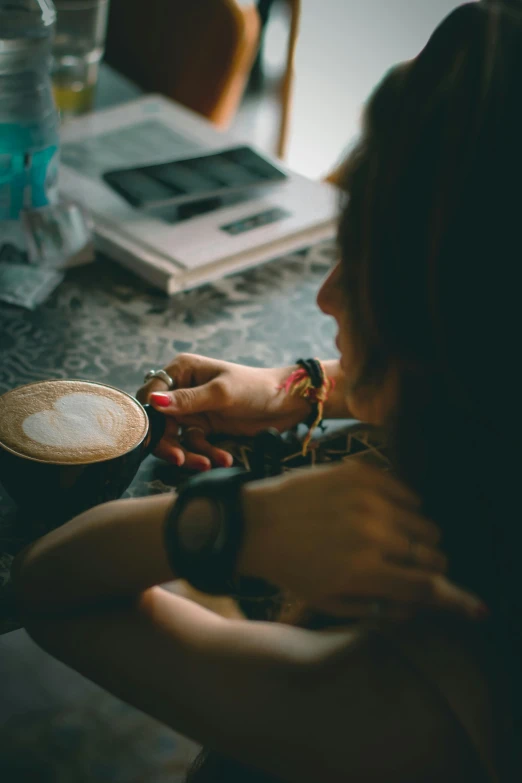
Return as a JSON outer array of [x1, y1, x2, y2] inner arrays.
[[339, 2, 522, 778], [191, 2, 522, 780]]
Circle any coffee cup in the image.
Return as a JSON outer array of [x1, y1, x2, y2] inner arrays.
[[0, 379, 166, 524]]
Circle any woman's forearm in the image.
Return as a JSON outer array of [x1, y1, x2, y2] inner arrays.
[[12, 485, 276, 615], [12, 493, 178, 613]]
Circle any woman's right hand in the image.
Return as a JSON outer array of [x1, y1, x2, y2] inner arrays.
[[238, 460, 487, 621], [136, 354, 314, 469]]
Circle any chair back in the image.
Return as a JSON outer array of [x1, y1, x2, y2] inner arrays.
[[105, 0, 260, 127]]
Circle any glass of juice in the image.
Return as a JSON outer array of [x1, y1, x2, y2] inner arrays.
[[52, 0, 110, 119]]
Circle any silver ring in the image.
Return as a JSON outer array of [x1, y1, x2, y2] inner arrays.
[[184, 426, 206, 436], [144, 369, 175, 390]]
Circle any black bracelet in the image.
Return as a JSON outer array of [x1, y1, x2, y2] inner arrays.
[[297, 358, 324, 388], [296, 358, 326, 428]]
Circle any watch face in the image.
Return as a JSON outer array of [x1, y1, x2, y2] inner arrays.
[[178, 497, 222, 553]]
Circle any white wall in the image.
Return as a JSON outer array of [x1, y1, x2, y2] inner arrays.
[[288, 0, 470, 178]]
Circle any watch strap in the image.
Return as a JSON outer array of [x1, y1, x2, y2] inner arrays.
[[164, 468, 252, 595]]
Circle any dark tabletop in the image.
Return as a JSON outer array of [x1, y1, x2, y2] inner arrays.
[[0, 70, 389, 635]]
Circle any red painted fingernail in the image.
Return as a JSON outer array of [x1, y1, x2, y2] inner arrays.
[[150, 393, 170, 408]]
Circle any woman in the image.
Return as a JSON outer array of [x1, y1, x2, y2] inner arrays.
[[12, 2, 520, 780]]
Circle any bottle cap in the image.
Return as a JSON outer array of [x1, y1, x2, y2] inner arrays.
[[0, 0, 56, 41]]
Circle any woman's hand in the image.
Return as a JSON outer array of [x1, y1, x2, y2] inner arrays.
[[136, 354, 315, 470], [239, 460, 486, 620]]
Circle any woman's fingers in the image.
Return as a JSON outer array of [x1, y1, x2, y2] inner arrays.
[[150, 378, 227, 417], [136, 374, 176, 406], [427, 575, 489, 619], [313, 581, 488, 622], [318, 597, 415, 622], [154, 433, 186, 467], [156, 438, 212, 471], [384, 533, 448, 573], [152, 420, 210, 470], [394, 508, 441, 547], [182, 427, 234, 468], [352, 463, 421, 508], [356, 566, 486, 619], [404, 540, 447, 572], [152, 419, 184, 465], [182, 451, 212, 472], [153, 426, 233, 471], [150, 413, 234, 470], [366, 499, 441, 550]]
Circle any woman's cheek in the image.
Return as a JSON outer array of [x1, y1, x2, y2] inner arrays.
[[346, 391, 375, 424]]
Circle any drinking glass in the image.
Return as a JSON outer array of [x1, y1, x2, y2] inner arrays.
[[52, 0, 110, 118]]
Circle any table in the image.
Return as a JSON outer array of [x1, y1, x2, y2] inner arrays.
[[0, 70, 388, 635]]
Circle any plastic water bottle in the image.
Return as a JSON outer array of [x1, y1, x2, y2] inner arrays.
[[0, 0, 60, 262]]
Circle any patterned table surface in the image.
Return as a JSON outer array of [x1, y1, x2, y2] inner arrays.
[[0, 236, 390, 635]]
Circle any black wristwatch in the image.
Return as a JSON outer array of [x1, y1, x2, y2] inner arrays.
[[164, 430, 286, 597], [164, 468, 256, 595]]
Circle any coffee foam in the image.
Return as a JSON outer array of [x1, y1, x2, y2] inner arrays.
[[0, 380, 148, 464]]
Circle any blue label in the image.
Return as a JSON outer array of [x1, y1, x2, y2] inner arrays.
[[0, 142, 59, 221]]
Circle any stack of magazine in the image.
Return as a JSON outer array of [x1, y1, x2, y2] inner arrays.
[[59, 95, 339, 294]]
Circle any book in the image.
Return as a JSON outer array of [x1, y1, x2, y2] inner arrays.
[[59, 95, 338, 294]]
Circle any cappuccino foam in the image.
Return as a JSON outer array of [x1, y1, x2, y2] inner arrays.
[[0, 380, 148, 464]]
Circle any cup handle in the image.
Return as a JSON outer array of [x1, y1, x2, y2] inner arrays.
[[142, 404, 167, 457]]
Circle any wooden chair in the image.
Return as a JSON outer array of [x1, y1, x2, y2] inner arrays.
[[252, 0, 301, 159], [277, 0, 300, 159], [105, 0, 261, 129]]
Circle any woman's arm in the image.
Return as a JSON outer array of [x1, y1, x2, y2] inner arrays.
[[136, 354, 352, 468], [22, 588, 478, 783], [11, 493, 177, 612], [12, 464, 480, 617], [11, 473, 485, 781], [139, 355, 350, 423]]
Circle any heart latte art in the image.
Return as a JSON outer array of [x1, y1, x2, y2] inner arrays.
[[0, 380, 148, 464], [23, 393, 124, 451]]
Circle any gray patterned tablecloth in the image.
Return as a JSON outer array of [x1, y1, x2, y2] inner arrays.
[[0, 239, 390, 635]]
